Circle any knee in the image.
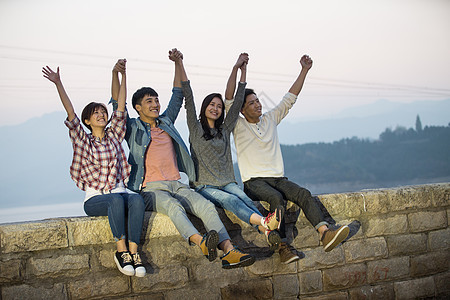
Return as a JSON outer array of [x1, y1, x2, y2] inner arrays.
[[166, 200, 186, 217], [130, 195, 145, 210], [108, 194, 125, 208]]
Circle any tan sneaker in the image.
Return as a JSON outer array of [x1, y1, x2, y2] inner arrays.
[[279, 243, 300, 264], [221, 248, 255, 269], [262, 209, 280, 231], [199, 230, 219, 261], [321, 225, 350, 252]]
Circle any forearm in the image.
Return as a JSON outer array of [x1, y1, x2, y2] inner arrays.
[[288, 68, 309, 96], [225, 66, 239, 100], [117, 73, 126, 112], [111, 70, 120, 100], [173, 60, 182, 88], [55, 81, 76, 121]]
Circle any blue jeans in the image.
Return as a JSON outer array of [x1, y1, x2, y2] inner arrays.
[[141, 180, 230, 244], [196, 182, 262, 225], [84, 193, 145, 244]]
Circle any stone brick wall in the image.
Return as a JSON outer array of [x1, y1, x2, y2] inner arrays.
[[1, 183, 449, 299]]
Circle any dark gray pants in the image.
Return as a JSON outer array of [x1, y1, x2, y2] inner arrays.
[[244, 177, 328, 239]]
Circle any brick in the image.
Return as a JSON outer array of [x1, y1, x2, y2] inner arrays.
[[343, 237, 388, 263], [166, 286, 220, 300], [384, 186, 432, 211], [66, 216, 113, 246], [408, 210, 447, 232], [298, 247, 345, 271], [410, 250, 450, 277], [394, 277, 435, 300], [1, 283, 67, 300], [0, 259, 21, 283], [301, 291, 348, 300], [122, 294, 165, 300], [0, 220, 68, 253], [273, 274, 299, 299], [132, 264, 189, 293], [363, 190, 391, 214], [367, 257, 409, 283], [220, 279, 273, 300], [323, 263, 367, 291], [299, 270, 322, 295], [349, 283, 395, 300], [429, 228, 450, 251], [247, 253, 297, 276], [293, 225, 320, 249], [145, 235, 198, 266], [98, 248, 116, 268], [192, 260, 243, 283], [386, 233, 427, 256], [343, 193, 367, 217], [143, 213, 185, 239], [366, 215, 408, 237], [319, 194, 347, 217], [434, 271, 450, 296], [29, 254, 89, 277], [68, 274, 130, 299], [430, 182, 450, 207]]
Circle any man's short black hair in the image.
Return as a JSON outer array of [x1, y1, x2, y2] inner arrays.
[[131, 87, 158, 113]]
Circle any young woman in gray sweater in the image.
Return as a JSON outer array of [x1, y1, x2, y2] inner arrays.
[[182, 53, 282, 250]]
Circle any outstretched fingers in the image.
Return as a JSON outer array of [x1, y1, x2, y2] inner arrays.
[[42, 66, 60, 83]]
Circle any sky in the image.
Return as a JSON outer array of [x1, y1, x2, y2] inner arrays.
[[0, 0, 449, 127]]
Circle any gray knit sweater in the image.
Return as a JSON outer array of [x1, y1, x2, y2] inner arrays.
[[182, 80, 246, 187]]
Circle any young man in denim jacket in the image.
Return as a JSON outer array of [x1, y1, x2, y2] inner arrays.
[[110, 49, 254, 269]]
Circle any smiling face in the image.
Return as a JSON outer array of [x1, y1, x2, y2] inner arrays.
[[85, 106, 108, 129], [136, 95, 161, 123], [81, 102, 109, 132], [241, 93, 262, 123], [205, 97, 223, 127]]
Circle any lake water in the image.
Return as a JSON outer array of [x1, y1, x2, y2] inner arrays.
[[0, 202, 85, 224]]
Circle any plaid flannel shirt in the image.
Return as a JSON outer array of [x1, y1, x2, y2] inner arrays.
[[64, 110, 131, 193]]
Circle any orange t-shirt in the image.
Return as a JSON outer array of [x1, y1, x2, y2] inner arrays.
[[143, 127, 180, 186]]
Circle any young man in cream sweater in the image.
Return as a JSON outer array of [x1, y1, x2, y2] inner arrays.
[[225, 54, 350, 264]]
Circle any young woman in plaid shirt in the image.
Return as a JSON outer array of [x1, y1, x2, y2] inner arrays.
[[42, 60, 146, 277]]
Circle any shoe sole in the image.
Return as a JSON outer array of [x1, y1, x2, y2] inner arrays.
[[205, 230, 219, 262], [267, 231, 281, 251], [134, 266, 146, 277], [281, 254, 300, 264], [222, 255, 255, 269], [324, 225, 350, 252], [276, 205, 284, 230], [114, 255, 135, 276]]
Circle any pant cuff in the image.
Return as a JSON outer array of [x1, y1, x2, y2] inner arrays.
[[315, 221, 329, 230]]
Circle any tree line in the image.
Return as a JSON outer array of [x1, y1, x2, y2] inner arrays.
[[280, 117, 450, 187]]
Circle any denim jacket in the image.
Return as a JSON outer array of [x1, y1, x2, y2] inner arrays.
[[110, 87, 196, 192]]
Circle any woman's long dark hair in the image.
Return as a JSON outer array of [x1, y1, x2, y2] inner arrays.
[[199, 93, 224, 140]]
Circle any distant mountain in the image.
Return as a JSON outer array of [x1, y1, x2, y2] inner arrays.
[[278, 98, 450, 144], [0, 98, 449, 209], [0, 111, 83, 209]]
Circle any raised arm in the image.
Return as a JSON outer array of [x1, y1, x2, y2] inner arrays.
[[111, 59, 126, 101], [117, 60, 127, 112], [225, 53, 249, 100], [169, 48, 184, 88], [288, 54, 313, 96], [224, 54, 248, 129], [169, 48, 187, 82], [161, 48, 185, 122], [42, 66, 76, 121]]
